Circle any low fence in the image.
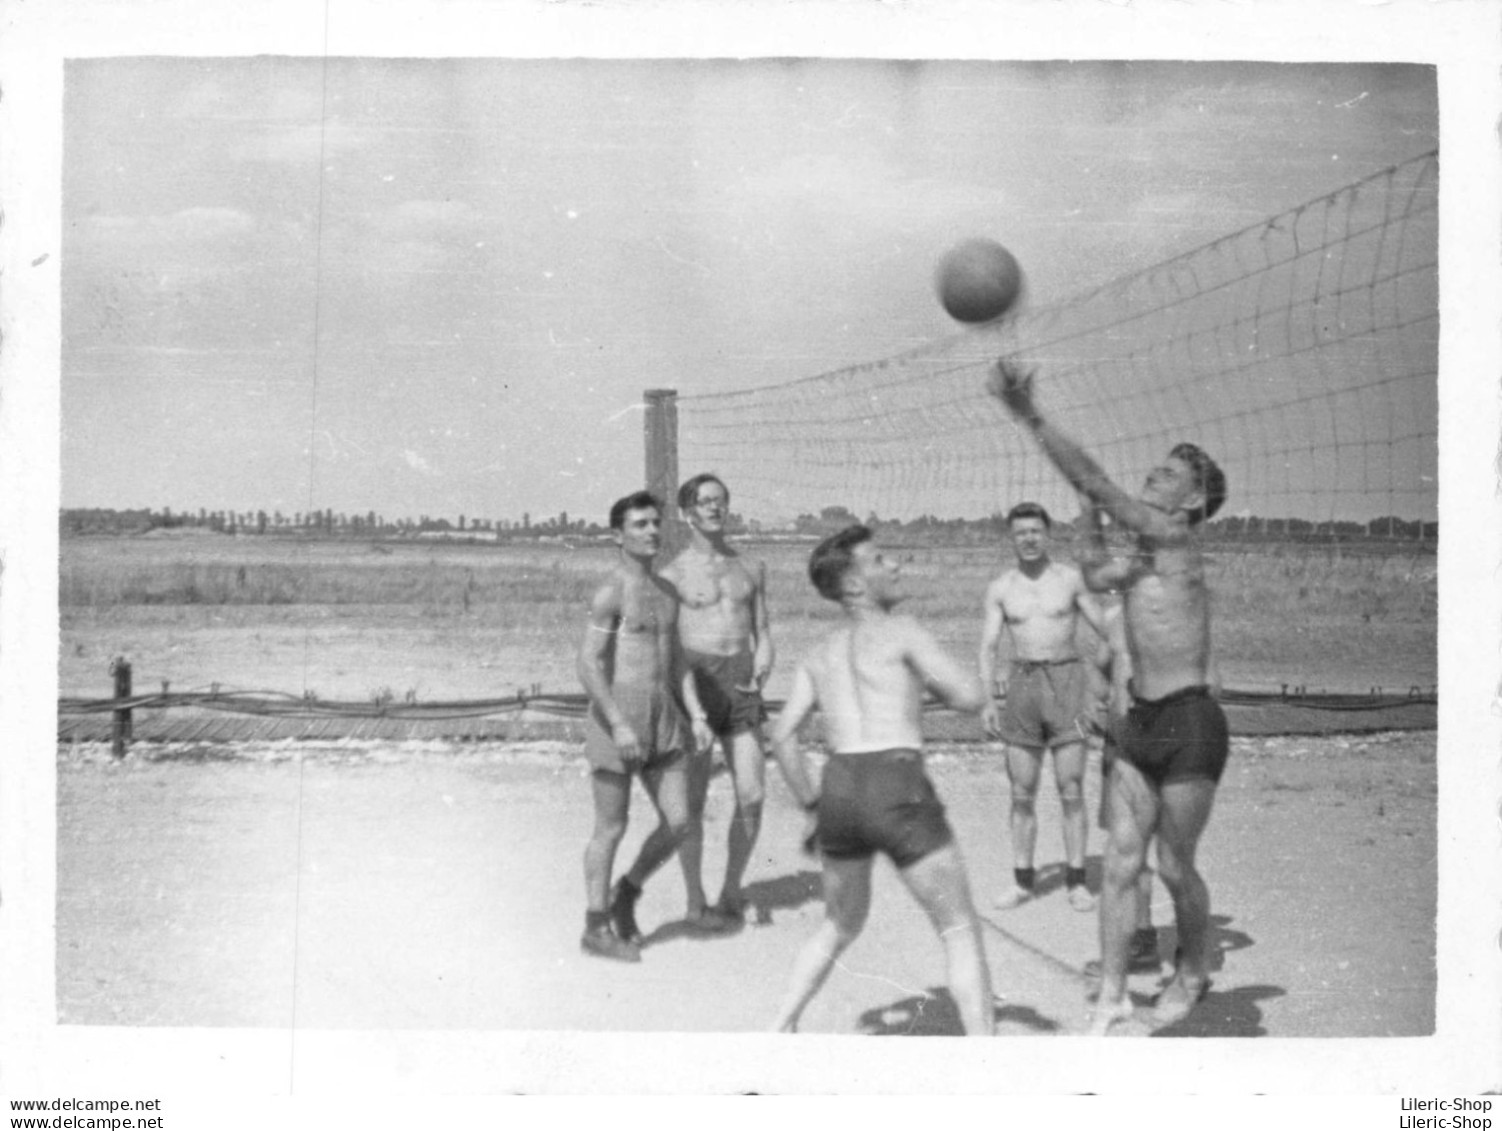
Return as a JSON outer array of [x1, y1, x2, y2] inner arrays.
[[59, 659, 1437, 754]]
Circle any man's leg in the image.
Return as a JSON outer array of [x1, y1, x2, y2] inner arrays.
[[899, 842, 995, 1036], [1152, 777, 1218, 1024], [1052, 739, 1093, 910], [676, 747, 714, 915], [612, 760, 693, 942], [996, 744, 1043, 908], [583, 770, 640, 961], [715, 729, 766, 917], [772, 855, 873, 1033], [1089, 759, 1158, 1033]]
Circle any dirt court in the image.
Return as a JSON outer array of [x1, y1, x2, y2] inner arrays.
[[56, 729, 1435, 1038]]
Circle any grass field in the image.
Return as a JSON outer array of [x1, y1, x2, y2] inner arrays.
[[58, 532, 1437, 703]]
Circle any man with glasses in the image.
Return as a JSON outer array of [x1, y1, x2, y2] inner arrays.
[[661, 473, 776, 930]]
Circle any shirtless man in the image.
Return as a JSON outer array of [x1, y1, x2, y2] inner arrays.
[[577, 491, 712, 963], [768, 525, 994, 1036], [988, 358, 1228, 1033], [661, 473, 774, 930], [979, 502, 1106, 912]]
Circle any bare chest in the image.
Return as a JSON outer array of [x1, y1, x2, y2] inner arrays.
[[1000, 572, 1076, 622], [676, 557, 754, 610]]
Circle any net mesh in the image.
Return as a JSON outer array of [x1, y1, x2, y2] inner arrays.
[[677, 153, 1438, 538]]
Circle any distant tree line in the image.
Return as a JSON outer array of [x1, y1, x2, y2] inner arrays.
[[59, 504, 1434, 546], [58, 506, 616, 540], [786, 505, 1436, 546]]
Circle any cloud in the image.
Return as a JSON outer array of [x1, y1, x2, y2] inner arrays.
[[230, 119, 367, 165], [402, 450, 435, 475], [379, 199, 481, 239], [734, 153, 1010, 235], [78, 206, 257, 249]]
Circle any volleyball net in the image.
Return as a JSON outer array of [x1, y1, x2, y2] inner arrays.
[[669, 152, 1438, 542]]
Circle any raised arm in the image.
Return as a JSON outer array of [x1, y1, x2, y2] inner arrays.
[[1077, 504, 1137, 593], [906, 618, 986, 715], [989, 360, 1175, 542]]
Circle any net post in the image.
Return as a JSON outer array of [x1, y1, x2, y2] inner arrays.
[[110, 656, 133, 758], [643, 388, 686, 555]]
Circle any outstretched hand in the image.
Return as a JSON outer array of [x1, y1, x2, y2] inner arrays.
[[987, 358, 1038, 420]]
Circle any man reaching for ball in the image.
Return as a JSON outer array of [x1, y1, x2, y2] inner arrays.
[[987, 358, 1228, 1034]]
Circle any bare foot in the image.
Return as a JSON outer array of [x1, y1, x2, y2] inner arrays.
[[1085, 997, 1135, 1036], [1152, 974, 1211, 1027]]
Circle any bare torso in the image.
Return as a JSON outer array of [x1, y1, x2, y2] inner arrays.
[[987, 561, 1088, 663], [805, 614, 928, 754], [596, 566, 679, 695], [1116, 533, 1212, 701], [662, 544, 761, 657]]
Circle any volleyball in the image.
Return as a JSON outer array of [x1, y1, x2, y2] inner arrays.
[[935, 238, 1022, 323]]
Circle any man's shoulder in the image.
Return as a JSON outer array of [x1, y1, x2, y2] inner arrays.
[[986, 568, 1020, 594], [1052, 559, 1087, 584], [586, 570, 627, 614], [878, 611, 932, 645]]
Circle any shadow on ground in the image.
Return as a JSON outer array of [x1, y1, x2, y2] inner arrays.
[[857, 987, 1063, 1036], [740, 869, 823, 925], [638, 869, 823, 948], [1153, 983, 1284, 1037]]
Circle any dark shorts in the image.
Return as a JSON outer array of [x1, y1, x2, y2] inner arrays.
[[583, 684, 687, 777], [998, 658, 1090, 750], [684, 648, 766, 740], [815, 749, 954, 870], [1113, 685, 1229, 788]]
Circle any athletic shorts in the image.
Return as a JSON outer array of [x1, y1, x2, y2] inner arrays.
[[997, 658, 1090, 750], [815, 749, 954, 870], [1112, 684, 1229, 788], [583, 683, 688, 777], [684, 648, 766, 740]]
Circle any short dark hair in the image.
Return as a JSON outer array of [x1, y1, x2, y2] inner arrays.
[[808, 524, 873, 602], [677, 473, 729, 513], [609, 490, 662, 531], [1169, 442, 1226, 525], [1006, 502, 1051, 530]]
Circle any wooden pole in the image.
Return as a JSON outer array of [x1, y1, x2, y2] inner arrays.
[[643, 388, 686, 557], [110, 657, 133, 758]]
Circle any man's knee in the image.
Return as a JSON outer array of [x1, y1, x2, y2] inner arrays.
[[736, 793, 765, 821], [660, 810, 693, 844], [1154, 843, 1198, 892], [1102, 842, 1143, 893], [590, 814, 628, 847], [1057, 778, 1085, 807]]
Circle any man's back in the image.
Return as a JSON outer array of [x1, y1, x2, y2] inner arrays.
[[806, 613, 962, 755]]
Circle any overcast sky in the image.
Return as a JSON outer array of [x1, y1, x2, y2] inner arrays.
[[61, 59, 1437, 524]]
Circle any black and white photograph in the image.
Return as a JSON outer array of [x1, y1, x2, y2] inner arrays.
[[1, 0, 1498, 1118]]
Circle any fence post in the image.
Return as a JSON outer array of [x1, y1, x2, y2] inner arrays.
[[643, 388, 685, 556], [110, 657, 133, 758]]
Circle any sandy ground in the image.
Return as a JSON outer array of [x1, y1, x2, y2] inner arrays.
[[57, 730, 1434, 1037]]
